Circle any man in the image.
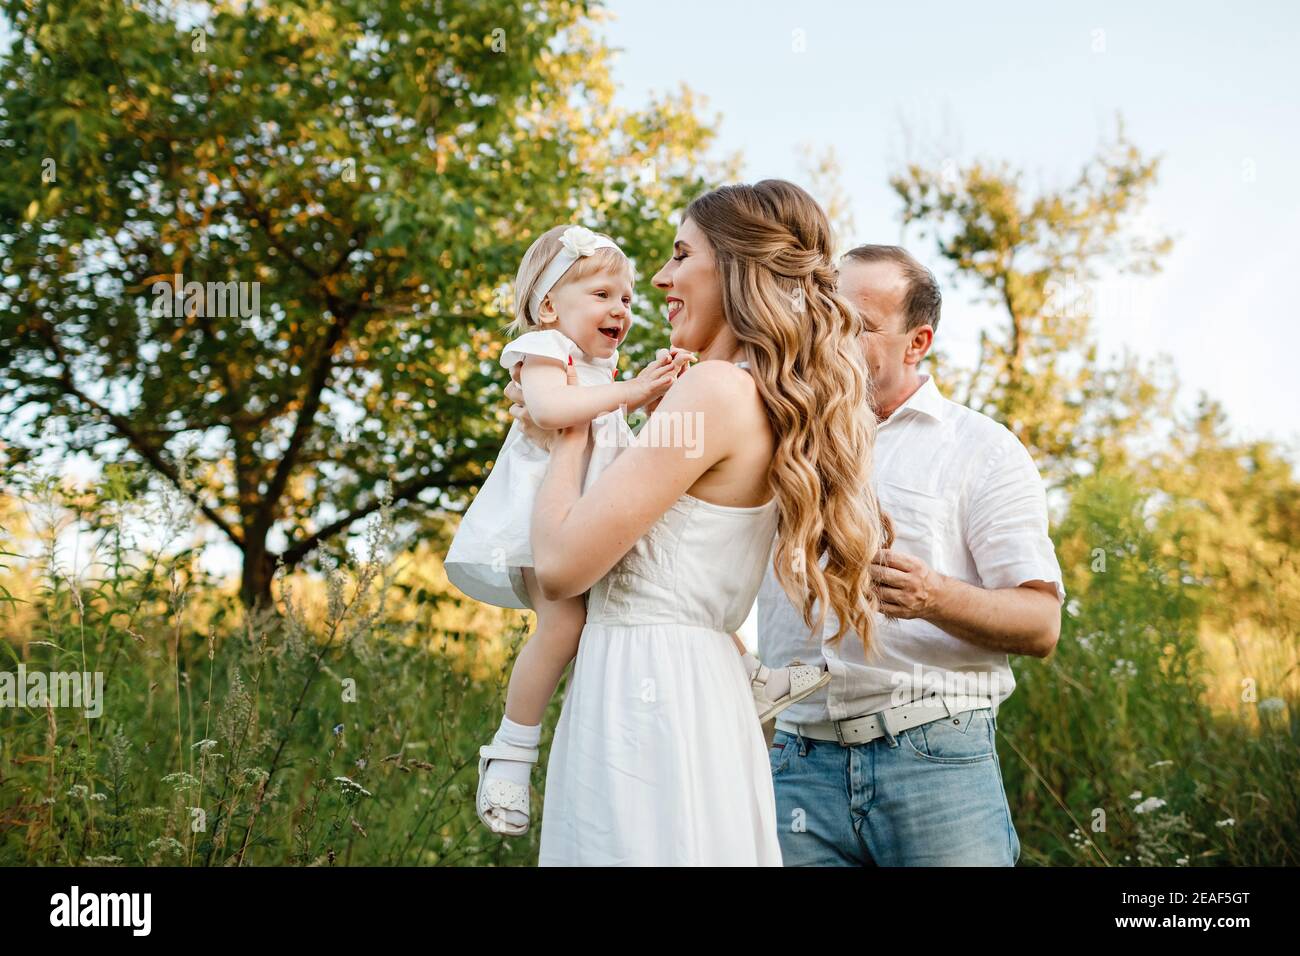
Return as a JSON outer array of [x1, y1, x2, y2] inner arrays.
[[758, 244, 1065, 866]]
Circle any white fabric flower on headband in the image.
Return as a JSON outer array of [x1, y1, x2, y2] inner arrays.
[[558, 225, 601, 258], [528, 225, 621, 319]]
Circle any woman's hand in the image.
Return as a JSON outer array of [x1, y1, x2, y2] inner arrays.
[[507, 358, 591, 451], [549, 359, 592, 453], [506, 360, 556, 449]]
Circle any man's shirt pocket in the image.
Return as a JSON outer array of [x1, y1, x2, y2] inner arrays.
[[878, 480, 950, 567]]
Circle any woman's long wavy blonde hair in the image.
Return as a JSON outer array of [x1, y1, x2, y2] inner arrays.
[[685, 179, 893, 653]]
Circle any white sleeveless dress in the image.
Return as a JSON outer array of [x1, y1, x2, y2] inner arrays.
[[537, 387, 784, 864], [444, 329, 634, 609]]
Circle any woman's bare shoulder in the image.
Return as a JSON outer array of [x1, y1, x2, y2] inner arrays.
[[661, 359, 770, 433], [664, 359, 772, 502], [674, 358, 760, 395]]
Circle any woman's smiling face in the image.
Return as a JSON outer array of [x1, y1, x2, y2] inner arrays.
[[651, 217, 726, 354]]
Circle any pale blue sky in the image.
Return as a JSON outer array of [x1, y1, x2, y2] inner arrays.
[[598, 0, 1300, 450]]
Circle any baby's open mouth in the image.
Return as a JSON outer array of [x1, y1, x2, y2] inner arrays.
[[599, 326, 620, 341]]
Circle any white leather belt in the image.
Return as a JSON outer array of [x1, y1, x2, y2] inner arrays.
[[775, 693, 994, 747]]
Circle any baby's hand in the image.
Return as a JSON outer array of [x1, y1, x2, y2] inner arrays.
[[627, 352, 681, 411], [656, 347, 697, 378], [627, 347, 695, 414]]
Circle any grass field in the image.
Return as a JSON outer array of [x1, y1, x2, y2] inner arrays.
[[1, 467, 1295, 866]]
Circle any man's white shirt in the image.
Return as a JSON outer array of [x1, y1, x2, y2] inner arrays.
[[757, 373, 1066, 721]]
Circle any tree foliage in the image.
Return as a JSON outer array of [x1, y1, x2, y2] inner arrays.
[[0, 0, 726, 609], [892, 120, 1174, 481]]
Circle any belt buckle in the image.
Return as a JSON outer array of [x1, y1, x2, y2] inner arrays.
[[834, 718, 847, 747]]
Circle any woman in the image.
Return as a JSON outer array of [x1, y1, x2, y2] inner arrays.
[[511, 180, 892, 865]]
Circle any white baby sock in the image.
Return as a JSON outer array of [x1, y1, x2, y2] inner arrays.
[[483, 716, 541, 828]]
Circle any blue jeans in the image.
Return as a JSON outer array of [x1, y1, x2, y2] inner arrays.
[[769, 706, 1021, 866]]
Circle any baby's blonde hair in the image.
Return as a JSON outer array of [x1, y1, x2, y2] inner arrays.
[[504, 225, 636, 338]]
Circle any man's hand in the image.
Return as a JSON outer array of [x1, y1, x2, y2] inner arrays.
[[870, 549, 944, 619], [870, 547, 1062, 657]]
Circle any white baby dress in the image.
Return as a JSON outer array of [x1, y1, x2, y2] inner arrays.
[[444, 329, 636, 610]]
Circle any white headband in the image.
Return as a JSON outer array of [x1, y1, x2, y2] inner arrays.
[[529, 225, 623, 319]]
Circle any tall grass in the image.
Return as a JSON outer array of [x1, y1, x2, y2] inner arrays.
[[1, 463, 1295, 865], [0, 462, 558, 866], [998, 472, 1299, 865]]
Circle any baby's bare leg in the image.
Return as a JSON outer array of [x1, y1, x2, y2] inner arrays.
[[503, 567, 586, 724], [479, 569, 585, 833]]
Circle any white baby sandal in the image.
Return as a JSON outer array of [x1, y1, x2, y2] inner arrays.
[[476, 741, 539, 836], [752, 660, 832, 724]]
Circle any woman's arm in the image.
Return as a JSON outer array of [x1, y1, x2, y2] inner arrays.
[[530, 361, 749, 601], [521, 354, 680, 430]]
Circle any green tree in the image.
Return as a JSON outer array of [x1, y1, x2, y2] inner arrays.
[[891, 120, 1173, 481], [0, 0, 723, 610], [1149, 397, 1300, 708]]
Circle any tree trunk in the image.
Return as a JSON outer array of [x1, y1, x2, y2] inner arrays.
[[240, 545, 277, 614]]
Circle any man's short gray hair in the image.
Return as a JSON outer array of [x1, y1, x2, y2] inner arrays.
[[841, 244, 941, 336]]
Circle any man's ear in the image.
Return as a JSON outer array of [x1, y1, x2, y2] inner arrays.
[[906, 325, 934, 365]]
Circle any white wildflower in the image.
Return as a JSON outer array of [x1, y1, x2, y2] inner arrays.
[[334, 775, 372, 798], [1111, 658, 1137, 679], [161, 771, 200, 793], [147, 837, 185, 856], [1133, 796, 1166, 814]]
